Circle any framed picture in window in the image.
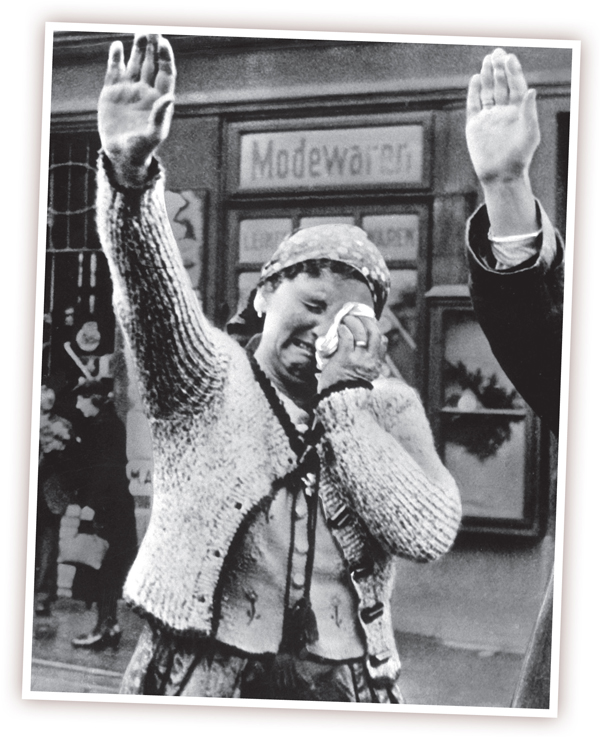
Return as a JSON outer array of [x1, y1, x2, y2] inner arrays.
[[164, 188, 208, 299], [426, 285, 546, 537]]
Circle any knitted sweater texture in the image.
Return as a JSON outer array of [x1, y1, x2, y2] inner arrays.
[[95, 155, 462, 686]]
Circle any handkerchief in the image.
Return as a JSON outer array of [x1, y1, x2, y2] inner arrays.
[[315, 302, 375, 370]]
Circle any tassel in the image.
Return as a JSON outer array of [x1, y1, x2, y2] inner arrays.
[[280, 596, 319, 655]]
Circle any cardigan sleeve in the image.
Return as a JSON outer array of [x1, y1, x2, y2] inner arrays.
[[466, 202, 564, 436], [315, 381, 462, 562], [95, 153, 228, 418]]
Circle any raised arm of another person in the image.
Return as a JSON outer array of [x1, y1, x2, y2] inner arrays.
[[96, 34, 228, 418], [465, 48, 564, 435]]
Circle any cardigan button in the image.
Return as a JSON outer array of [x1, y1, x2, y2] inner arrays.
[[369, 652, 392, 667], [350, 561, 374, 581], [328, 505, 352, 529], [360, 602, 384, 624], [294, 502, 307, 520], [295, 538, 309, 555], [292, 572, 305, 588]]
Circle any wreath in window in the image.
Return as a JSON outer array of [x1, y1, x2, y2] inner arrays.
[[443, 360, 525, 461]]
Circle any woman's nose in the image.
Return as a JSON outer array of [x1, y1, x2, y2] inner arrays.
[[311, 313, 336, 338]]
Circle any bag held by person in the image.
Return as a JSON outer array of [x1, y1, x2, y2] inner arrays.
[[58, 533, 110, 570]]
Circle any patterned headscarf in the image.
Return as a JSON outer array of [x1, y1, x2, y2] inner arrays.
[[258, 224, 391, 319]]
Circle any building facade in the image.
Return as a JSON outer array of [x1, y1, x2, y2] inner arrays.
[[45, 31, 572, 654]]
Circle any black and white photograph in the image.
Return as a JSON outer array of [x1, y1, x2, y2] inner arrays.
[[20, 18, 578, 720]]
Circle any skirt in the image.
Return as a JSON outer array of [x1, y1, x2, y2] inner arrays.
[[120, 621, 403, 704]]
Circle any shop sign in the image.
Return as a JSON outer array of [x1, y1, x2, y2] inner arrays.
[[239, 125, 424, 190], [362, 214, 419, 262]]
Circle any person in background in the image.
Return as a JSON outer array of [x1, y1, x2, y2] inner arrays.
[[93, 33, 462, 701], [35, 383, 75, 616], [464, 47, 565, 708], [69, 379, 138, 650]]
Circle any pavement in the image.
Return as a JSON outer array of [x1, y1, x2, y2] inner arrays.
[[28, 597, 524, 707]]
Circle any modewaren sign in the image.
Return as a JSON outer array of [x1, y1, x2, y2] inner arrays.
[[239, 125, 424, 190]]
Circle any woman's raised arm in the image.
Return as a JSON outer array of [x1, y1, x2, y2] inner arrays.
[[96, 34, 228, 419]]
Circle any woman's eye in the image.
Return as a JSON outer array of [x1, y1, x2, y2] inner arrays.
[[305, 302, 326, 314]]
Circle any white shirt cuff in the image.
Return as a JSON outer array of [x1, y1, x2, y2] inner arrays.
[[492, 201, 558, 271]]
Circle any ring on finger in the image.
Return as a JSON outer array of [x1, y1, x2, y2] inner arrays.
[[355, 340, 368, 348]]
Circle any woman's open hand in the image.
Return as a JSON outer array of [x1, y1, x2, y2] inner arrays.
[[98, 34, 176, 188], [466, 48, 540, 185], [317, 314, 387, 393]]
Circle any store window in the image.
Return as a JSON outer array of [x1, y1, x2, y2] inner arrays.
[[229, 203, 427, 387], [43, 133, 117, 407], [44, 136, 208, 397], [426, 285, 544, 537]]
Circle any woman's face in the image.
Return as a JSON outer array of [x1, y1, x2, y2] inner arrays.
[[40, 386, 55, 412], [255, 269, 373, 395]]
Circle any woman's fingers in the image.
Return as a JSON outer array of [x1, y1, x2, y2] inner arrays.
[[379, 335, 389, 363], [148, 95, 175, 143], [335, 323, 356, 357], [336, 323, 379, 377], [123, 34, 175, 95], [140, 37, 157, 86], [319, 319, 383, 390], [154, 36, 176, 96], [126, 34, 146, 81], [341, 314, 369, 348], [104, 41, 125, 86], [341, 314, 383, 362], [362, 316, 382, 356]]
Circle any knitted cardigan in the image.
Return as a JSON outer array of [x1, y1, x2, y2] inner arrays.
[[95, 155, 462, 687]]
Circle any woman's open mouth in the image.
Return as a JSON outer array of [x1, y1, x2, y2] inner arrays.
[[291, 337, 315, 355]]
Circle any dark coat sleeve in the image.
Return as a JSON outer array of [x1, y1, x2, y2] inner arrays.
[[466, 203, 564, 436], [73, 409, 133, 530]]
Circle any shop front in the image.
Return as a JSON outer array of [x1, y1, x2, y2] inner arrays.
[[46, 31, 572, 654]]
